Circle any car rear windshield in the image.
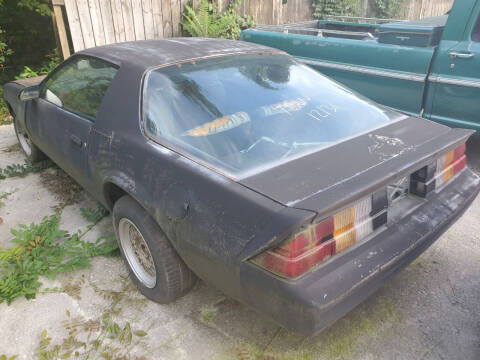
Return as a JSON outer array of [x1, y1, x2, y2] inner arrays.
[[143, 54, 402, 178]]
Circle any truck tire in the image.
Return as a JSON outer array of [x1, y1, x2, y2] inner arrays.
[[113, 195, 197, 303], [13, 114, 46, 163]]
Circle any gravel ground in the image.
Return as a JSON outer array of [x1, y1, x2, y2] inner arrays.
[[0, 123, 479, 360]]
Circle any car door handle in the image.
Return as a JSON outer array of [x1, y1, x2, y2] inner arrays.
[[449, 52, 475, 59], [70, 134, 84, 148]]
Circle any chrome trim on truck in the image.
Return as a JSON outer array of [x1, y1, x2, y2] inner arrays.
[[428, 75, 480, 89], [296, 58, 426, 82]]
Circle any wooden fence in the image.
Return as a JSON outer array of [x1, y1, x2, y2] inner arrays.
[[401, 0, 453, 20], [51, 0, 455, 59], [52, 0, 314, 57]]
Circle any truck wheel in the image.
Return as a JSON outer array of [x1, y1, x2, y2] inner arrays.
[[113, 195, 197, 303], [13, 115, 46, 163]]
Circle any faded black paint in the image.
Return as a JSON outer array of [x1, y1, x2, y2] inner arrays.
[[3, 38, 480, 335]]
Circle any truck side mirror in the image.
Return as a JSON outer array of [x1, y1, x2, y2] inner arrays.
[[19, 85, 40, 101]]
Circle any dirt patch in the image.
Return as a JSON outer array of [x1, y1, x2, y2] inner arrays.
[[1, 143, 20, 153], [39, 167, 83, 206]]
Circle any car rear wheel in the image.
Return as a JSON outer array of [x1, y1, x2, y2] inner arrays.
[[113, 195, 197, 303], [13, 115, 46, 163]]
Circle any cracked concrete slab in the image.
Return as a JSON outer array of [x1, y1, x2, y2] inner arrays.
[[1, 123, 479, 360]]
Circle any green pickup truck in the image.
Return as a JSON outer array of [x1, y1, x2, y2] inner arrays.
[[241, 0, 480, 133]]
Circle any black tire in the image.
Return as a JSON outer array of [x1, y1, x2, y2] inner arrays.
[[113, 195, 197, 303], [13, 114, 46, 163]]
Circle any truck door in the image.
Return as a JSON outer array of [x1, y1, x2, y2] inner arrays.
[[28, 56, 118, 188], [426, 2, 480, 133]]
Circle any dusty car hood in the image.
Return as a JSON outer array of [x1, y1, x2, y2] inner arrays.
[[240, 116, 473, 215]]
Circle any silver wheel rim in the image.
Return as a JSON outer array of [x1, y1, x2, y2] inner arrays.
[[17, 131, 32, 156], [118, 218, 156, 288]]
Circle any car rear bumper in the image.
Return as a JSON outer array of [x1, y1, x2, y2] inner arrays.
[[239, 168, 480, 335]]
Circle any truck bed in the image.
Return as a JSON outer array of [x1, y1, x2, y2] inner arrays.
[[255, 15, 447, 47], [241, 16, 446, 116]]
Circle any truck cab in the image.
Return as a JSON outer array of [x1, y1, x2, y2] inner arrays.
[[241, 0, 480, 133]]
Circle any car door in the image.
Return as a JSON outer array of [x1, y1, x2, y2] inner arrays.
[[425, 3, 480, 133], [27, 56, 118, 188]]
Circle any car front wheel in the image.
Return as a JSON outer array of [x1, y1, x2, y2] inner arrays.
[[13, 115, 46, 163], [113, 195, 197, 303]]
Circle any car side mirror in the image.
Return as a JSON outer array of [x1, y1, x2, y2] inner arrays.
[[19, 85, 40, 101]]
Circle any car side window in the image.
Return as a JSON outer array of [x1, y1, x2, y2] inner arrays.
[[40, 56, 118, 121]]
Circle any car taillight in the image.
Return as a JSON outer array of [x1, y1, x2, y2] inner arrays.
[[410, 143, 467, 197], [251, 190, 387, 279]]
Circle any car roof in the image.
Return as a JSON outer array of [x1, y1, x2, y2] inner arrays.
[[78, 38, 283, 69]]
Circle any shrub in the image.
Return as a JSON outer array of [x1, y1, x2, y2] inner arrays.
[[15, 50, 60, 80], [181, 0, 254, 40]]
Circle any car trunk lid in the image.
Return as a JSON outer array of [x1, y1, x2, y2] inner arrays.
[[240, 116, 474, 216]]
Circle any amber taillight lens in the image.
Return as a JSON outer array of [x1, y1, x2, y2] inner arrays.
[[251, 191, 387, 279]]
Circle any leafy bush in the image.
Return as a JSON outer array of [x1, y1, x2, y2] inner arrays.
[[0, 28, 13, 69], [15, 50, 60, 80], [0, 0, 56, 83], [182, 0, 254, 40], [16, 0, 52, 16], [313, 0, 360, 18]]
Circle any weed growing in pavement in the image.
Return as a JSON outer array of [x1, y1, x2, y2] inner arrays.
[[0, 191, 12, 208], [37, 316, 149, 360], [0, 213, 118, 304], [0, 160, 54, 180], [0, 355, 17, 360], [81, 204, 110, 225], [0, 115, 12, 126], [36, 276, 151, 359]]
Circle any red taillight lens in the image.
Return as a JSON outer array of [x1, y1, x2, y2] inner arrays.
[[411, 142, 467, 197], [251, 192, 387, 279]]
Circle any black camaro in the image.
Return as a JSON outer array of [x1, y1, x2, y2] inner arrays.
[[3, 38, 480, 335]]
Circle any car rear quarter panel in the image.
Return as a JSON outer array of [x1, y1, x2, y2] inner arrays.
[[90, 61, 314, 300]]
